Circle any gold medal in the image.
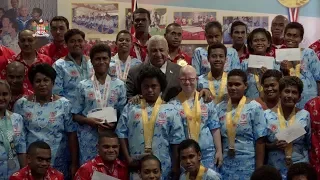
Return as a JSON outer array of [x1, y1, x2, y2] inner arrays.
[[228, 148, 236, 158], [278, 0, 309, 8]]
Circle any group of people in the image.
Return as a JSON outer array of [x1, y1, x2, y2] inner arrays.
[[1, 6, 320, 180]]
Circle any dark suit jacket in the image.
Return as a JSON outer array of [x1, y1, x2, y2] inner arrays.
[[126, 61, 181, 102]]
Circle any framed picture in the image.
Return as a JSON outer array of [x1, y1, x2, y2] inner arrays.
[[125, 8, 167, 36], [173, 12, 217, 40], [71, 3, 119, 35]]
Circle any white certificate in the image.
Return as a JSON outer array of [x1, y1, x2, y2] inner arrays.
[[248, 55, 275, 69], [276, 48, 301, 62], [87, 107, 117, 123], [275, 123, 306, 143], [92, 171, 120, 180]]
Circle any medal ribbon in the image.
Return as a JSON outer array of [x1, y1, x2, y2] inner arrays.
[[277, 103, 295, 161], [186, 165, 206, 180], [289, 63, 301, 78], [0, 111, 14, 160], [114, 53, 132, 80], [91, 75, 111, 108], [208, 72, 227, 104], [226, 96, 247, 150], [253, 70, 263, 93], [141, 96, 163, 150], [178, 91, 201, 141], [67, 53, 90, 80]]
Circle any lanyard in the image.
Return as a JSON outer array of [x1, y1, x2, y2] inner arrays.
[[114, 53, 132, 80], [67, 53, 90, 80], [91, 75, 111, 108]]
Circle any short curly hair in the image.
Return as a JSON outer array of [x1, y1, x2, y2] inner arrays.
[[247, 28, 272, 54], [89, 43, 111, 60], [287, 162, 317, 180], [64, 29, 85, 43], [228, 69, 247, 83], [251, 165, 282, 180], [261, 69, 283, 85], [137, 64, 167, 94], [279, 76, 303, 96], [28, 63, 56, 85]]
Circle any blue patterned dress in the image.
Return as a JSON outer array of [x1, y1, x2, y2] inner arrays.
[[13, 97, 77, 179], [169, 97, 220, 170], [53, 56, 94, 102], [0, 113, 26, 179], [192, 47, 240, 76], [293, 48, 320, 109], [198, 74, 228, 102], [116, 102, 185, 180], [71, 77, 127, 165], [109, 54, 142, 77], [241, 59, 280, 99], [216, 100, 267, 180], [264, 109, 311, 179], [179, 168, 222, 180]]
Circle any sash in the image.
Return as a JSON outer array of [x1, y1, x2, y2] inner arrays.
[[178, 91, 201, 141], [277, 103, 295, 162], [208, 72, 227, 104], [253, 70, 263, 93], [186, 165, 206, 180], [114, 53, 131, 80], [289, 63, 301, 78], [91, 75, 111, 108], [226, 96, 247, 150], [141, 96, 163, 151]]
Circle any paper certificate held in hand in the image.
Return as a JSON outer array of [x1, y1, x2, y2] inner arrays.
[[87, 107, 117, 123], [276, 48, 301, 62], [248, 55, 275, 69], [275, 123, 306, 143], [92, 171, 120, 180]]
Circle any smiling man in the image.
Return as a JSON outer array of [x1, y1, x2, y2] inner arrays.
[[74, 132, 128, 180], [230, 21, 248, 62]]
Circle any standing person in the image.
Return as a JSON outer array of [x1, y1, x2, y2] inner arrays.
[[72, 44, 126, 165], [230, 21, 249, 62], [192, 21, 240, 76], [16, 6, 31, 32], [164, 23, 191, 65], [129, 8, 151, 62], [75, 132, 128, 180], [169, 65, 222, 169], [0, 45, 15, 78], [38, 16, 91, 62], [255, 69, 282, 110], [116, 65, 185, 180], [139, 154, 162, 180], [5, 0, 19, 20], [109, 30, 142, 81], [216, 69, 267, 179], [265, 76, 311, 179], [280, 22, 320, 109], [198, 44, 228, 104], [14, 63, 79, 179], [271, 15, 288, 48], [5, 61, 33, 111], [305, 96, 320, 177], [179, 139, 221, 180], [0, 80, 26, 179], [10, 141, 64, 180], [52, 29, 93, 101], [12, 29, 53, 91], [242, 28, 277, 99]]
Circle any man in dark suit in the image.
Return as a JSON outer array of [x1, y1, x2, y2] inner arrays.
[[126, 35, 182, 102], [5, 0, 19, 20]]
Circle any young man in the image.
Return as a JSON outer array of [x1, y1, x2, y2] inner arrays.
[[75, 132, 128, 180], [179, 139, 221, 180], [10, 141, 64, 180], [230, 21, 249, 62], [271, 15, 288, 48], [164, 23, 191, 65]]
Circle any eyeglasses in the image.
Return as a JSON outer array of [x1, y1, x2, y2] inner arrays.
[[179, 77, 198, 83]]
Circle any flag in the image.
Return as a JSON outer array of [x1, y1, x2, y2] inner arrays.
[[131, 0, 138, 34]]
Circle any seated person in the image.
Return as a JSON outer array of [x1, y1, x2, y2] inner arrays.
[[179, 139, 221, 180], [75, 131, 128, 180], [10, 141, 63, 180], [139, 154, 162, 180], [287, 163, 317, 180], [251, 165, 282, 180]]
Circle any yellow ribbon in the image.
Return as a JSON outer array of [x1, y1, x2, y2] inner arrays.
[[178, 91, 201, 141], [253, 70, 263, 93], [277, 102, 295, 161], [226, 96, 247, 150], [141, 96, 163, 150], [208, 72, 227, 104], [289, 63, 301, 78], [186, 165, 206, 180]]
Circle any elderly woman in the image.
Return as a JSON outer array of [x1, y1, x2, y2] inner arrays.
[[0, 80, 26, 179], [53, 29, 93, 102], [14, 63, 79, 179], [72, 44, 127, 165]]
